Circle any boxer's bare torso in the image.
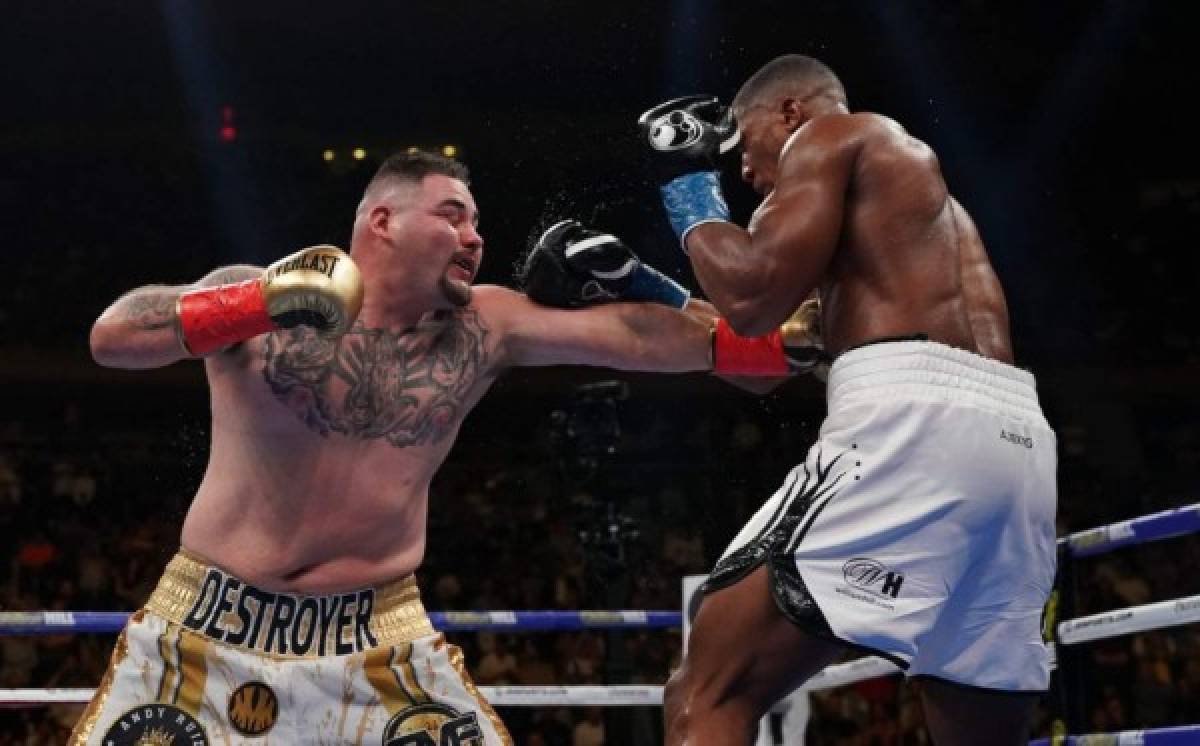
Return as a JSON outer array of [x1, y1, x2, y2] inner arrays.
[[91, 169, 711, 596], [97, 275, 712, 596], [703, 108, 1012, 367], [185, 305, 500, 593], [777, 112, 1012, 361]]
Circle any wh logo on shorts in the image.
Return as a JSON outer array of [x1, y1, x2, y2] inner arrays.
[[842, 558, 905, 599]]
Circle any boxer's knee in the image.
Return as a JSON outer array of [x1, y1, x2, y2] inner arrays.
[[663, 667, 689, 742], [663, 663, 760, 745]]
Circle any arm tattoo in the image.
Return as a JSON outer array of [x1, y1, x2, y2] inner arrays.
[[198, 266, 261, 287], [123, 292, 179, 331], [119, 267, 259, 332], [262, 309, 490, 447]]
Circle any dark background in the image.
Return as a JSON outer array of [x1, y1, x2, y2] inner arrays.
[[1, 1, 1199, 742]]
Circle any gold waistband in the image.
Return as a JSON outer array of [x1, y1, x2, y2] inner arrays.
[[145, 551, 435, 658]]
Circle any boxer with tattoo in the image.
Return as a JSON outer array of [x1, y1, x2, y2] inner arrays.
[[75, 151, 734, 745]]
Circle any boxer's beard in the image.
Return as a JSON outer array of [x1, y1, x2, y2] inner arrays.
[[440, 274, 472, 307]]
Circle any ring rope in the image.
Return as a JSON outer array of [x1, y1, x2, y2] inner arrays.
[[0, 686, 665, 708], [0, 656, 908, 708], [0, 609, 683, 636], [6, 595, 1196, 648], [1059, 503, 1200, 557], [1029, 725, 1200, 745], [1056, 593, 1200, 645]]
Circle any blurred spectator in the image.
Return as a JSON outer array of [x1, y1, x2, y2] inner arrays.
[[474, 632, 519, 686], [572, 708, 604, 746]]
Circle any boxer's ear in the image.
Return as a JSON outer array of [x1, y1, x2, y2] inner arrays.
[[781, 97, 805, 128]]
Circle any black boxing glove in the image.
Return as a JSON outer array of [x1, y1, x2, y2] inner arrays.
[[638, 95, 741, 182], [517, 219, 690, 309], [637, 95, 740, 251]]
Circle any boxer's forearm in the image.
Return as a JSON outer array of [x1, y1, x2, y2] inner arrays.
[[90, 266, 261, 369], [685, 223, 781, 336], [613, 302, 713, 373]]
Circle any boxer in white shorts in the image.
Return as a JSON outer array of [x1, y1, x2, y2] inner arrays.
[[642, 54, 1057, 745], [706, 338, 1055, 690]]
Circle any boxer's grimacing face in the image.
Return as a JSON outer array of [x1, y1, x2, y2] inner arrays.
[[735, 103, 790, 196], [391, 174, 484, 308]]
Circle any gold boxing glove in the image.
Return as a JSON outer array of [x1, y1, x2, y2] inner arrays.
[[261, 245, 364, 335], [178, 246, 364, 355], [711, 296, 830, 378], [780, 297, 829, 380]]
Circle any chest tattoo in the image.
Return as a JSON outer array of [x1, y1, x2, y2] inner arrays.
[[261, 310, 489, 447]]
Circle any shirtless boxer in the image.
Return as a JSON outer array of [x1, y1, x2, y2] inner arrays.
[[640, 55, 1056, 745], [75, 151, 823, 745]]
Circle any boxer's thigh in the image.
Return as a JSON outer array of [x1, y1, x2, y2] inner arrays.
[[681, 565, 845, 713]]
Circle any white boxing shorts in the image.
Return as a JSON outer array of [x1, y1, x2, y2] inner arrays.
[[71, 550, 512, 745], [705, 339, 1057, 692]]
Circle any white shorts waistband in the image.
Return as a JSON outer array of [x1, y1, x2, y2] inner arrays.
[[826, 340, 1042, 417]]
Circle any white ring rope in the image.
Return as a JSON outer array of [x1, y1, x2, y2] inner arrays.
[[1056, 593, 1200, 645], [0, 686, 664, 708], [0, 658, 909, 708]]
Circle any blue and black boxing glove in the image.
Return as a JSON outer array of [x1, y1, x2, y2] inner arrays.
[[637, 95, 741, 252], [517, 219, 691, 309]]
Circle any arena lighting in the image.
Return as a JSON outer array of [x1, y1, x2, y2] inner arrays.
[[162, 0, 260, 260], [352, 148, 367, 160], [442, 144, 458, 158], [322, 149, 335, 162], [219, 105, 236, 143]]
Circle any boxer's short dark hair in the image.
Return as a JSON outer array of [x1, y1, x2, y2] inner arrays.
[[734, 54, 847, 111], [369, 151, 470, 190]]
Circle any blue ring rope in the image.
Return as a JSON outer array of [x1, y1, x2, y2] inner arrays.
[[0, 610, 683, 636], [1061, 503, 1200, 557], [1030, 724, 1200, 745]]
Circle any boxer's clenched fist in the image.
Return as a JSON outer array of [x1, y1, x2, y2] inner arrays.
[[638, 95, 741, 183], [518, 219, 689, 309], [638, 95, 740, 249], [779, 297, 828, 376], [712, 297, 830, 378], [178, 246, 363, 355]]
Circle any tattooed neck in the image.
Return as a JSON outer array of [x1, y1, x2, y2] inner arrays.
[[261, 310, 490, 448]]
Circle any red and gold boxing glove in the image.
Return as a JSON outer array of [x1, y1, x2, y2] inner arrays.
[[712, 298, 828, 377], [177, 245, 363, 355]]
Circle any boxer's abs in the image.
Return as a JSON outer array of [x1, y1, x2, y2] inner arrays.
[[181, 426, 446, 593]]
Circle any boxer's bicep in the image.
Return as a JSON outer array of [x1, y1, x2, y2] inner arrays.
[[741, 133, 856, 334]]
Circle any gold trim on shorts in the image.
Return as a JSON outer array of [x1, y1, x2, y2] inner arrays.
[[144, 550, 434, 659], [69, 610, 137, 745], [448, 641, 514, 745]]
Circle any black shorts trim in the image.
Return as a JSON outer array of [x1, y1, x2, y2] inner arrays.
[[768, 559, 910, 671], [702, 550, 911, 673], [842, 333, 930, 354], [910, 674, 1046, 697], [834, 639, 910, 672]]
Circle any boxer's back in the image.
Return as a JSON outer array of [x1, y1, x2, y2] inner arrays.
[[814, 112, 1010, 361]]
